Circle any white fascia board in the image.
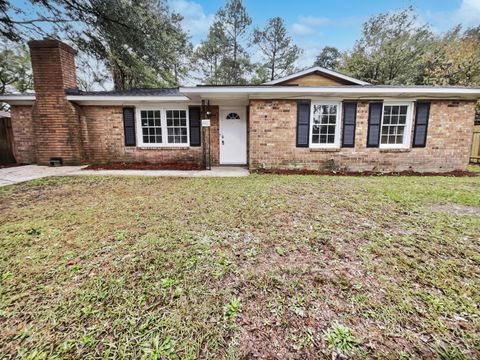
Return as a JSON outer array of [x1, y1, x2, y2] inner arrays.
[[66, 95, 190, 102], [179, 86, 480, 98], [0, 95, 36, 104], [263, 66, 370, 85]]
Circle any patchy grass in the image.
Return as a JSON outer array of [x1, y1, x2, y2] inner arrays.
[[0, 174, 479, 359], [468, 164, 480, 173]]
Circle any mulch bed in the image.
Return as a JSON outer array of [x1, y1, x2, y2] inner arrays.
[[83, 162, 203, 171], [256, 168, 479, 177]]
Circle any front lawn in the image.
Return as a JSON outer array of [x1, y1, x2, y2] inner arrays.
[[0, 174, 479, 358]]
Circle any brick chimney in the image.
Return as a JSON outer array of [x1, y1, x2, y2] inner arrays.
[[28, 38, 84, 165]]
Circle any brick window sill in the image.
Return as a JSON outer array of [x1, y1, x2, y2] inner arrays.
[[309, 148, 341, 153], [130, 146, 192, 150], [379, 148, 411, 153]]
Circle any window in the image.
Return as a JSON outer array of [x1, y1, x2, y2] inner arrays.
[[380, 103, 413, 148], [226, 112, 240, 120], [310, 102, 341, 148], [166, 110, 188, 144], [140, 110, 162, 144], [137, 108, 189, 147]]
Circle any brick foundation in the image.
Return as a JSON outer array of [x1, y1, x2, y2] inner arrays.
[[248, 99, 475, 172]]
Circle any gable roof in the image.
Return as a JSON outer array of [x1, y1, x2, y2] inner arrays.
[[263, 66, 370, 86]]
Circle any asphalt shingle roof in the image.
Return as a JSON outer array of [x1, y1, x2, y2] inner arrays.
[[65, 88, 181, 96]]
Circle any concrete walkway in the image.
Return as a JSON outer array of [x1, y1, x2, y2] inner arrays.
[[0, 165, 84, 187], [74, 166, 250, 178], [0, 165, 249, 187]]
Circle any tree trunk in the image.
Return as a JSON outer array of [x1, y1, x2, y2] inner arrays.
[[112, 62, 125, 90]]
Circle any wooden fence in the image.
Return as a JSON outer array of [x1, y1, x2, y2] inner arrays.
[[471, 124, 480, 163]]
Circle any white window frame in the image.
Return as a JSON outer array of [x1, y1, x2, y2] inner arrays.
[[136, 106, 190, 147], [309, 101, 342, 149], [379, 101, 414, 149]]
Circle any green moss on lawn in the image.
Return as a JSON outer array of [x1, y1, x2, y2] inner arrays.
[[0, 174, 479, 358]]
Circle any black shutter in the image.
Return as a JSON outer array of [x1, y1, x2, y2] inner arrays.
[[123, 107, 136, 146], [341, 102, 357, 147], [189, 106, 201, 146], [412, 102, 430, 148], [296, 100, 310, 147], [367, 102, 383, 147]]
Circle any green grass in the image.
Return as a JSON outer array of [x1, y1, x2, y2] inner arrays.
[[0, 174, 479, 359]]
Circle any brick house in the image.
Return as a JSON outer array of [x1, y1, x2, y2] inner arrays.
[[1, 38, 479, 172]]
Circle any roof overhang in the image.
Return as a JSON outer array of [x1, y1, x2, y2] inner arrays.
[[0, 95, 35, 105], [180, 86, 480, 101], [66, 95, 190, 105]]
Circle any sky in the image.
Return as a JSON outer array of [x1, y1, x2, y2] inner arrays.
[[169, 0, 480, 67]]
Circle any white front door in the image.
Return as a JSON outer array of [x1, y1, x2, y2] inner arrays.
[[219, 107, 247, 165]]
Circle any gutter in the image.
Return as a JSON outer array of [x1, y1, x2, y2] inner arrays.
[[179, 86, 480, 96]]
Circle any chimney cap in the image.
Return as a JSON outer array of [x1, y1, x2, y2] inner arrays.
[[28, 38, 77, 55]]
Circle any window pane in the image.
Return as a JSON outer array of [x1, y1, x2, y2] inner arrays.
[[381, 105, 409, 146], [140, 110, 162, 144], [166, 109, 188, 144], [311, 104, 338, 145]]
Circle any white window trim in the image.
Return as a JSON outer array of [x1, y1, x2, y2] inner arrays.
[[135, 107, 190, 148], [379, 101, 414, 149], [309, 101, 342, 149]]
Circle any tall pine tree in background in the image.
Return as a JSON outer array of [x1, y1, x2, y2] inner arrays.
[[252, 17, 302, 81], [194, 0, 253, 85], [216, 0, 252, 84], [193, 22, 228, 85]]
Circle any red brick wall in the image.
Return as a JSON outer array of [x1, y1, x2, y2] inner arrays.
[[78, 105, 221, 165], [9, 106, 36, 164], [249, 99, 476, 172], [9, 103, 222, 166], [28, 39, 84, 165]]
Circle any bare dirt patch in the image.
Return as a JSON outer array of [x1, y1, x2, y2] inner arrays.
[[430, 203, 480, 216]]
